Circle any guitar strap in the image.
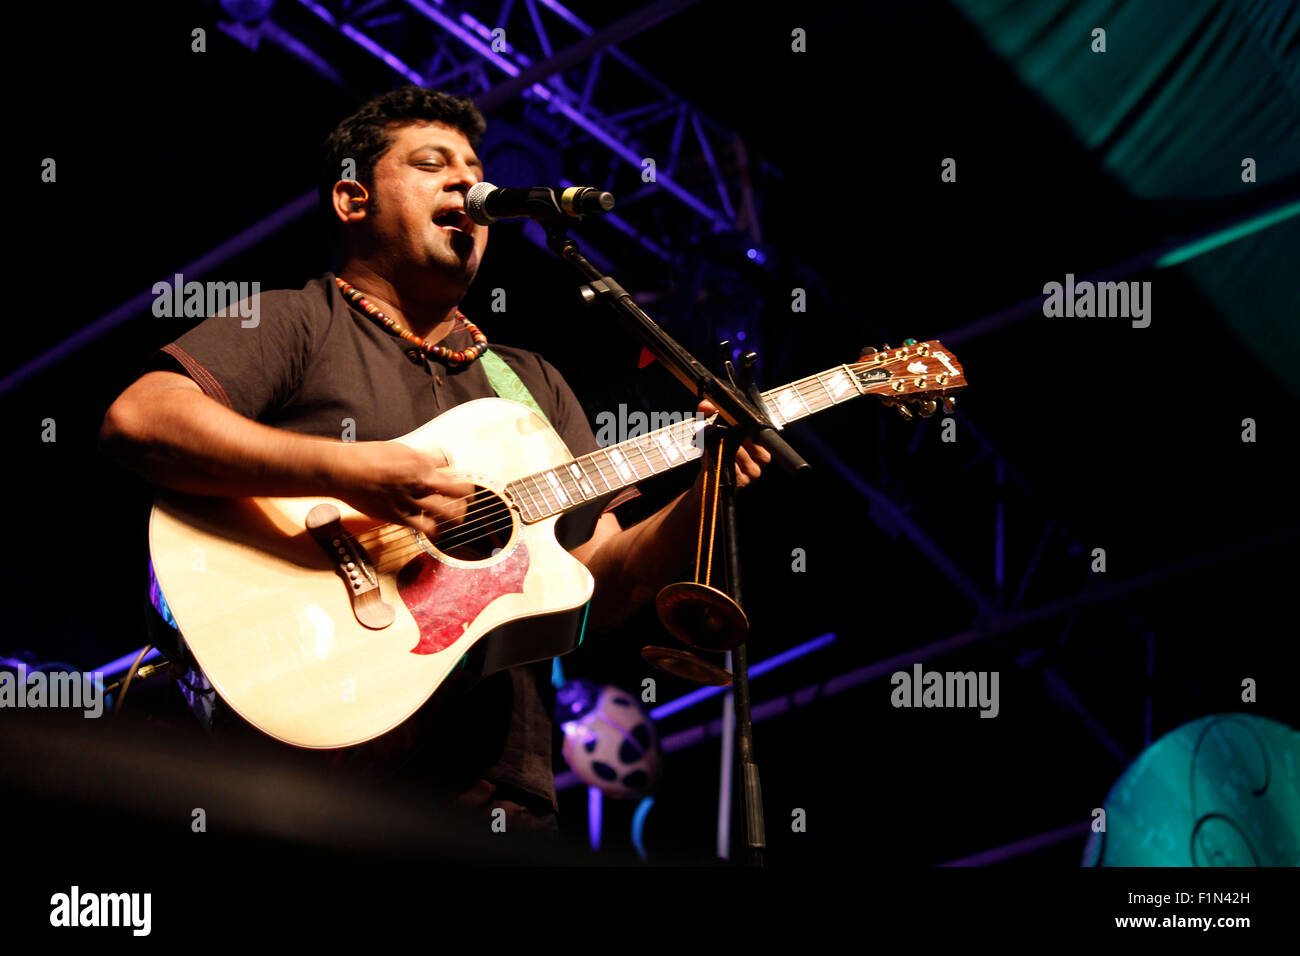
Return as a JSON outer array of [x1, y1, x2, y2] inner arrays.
[[480, 351, 551, 426], [477, 349, 590, 653]]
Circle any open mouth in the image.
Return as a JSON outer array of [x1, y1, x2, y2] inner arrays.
[[433, 208, 474, 234]]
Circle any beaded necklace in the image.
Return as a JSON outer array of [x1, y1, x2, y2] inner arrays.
[[334, 276, 489, 367]]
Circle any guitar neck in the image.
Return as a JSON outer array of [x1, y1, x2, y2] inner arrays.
[[507, 363, 866, 522]]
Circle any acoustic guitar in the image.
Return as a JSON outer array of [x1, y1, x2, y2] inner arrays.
[[149, 341, 966, 747]]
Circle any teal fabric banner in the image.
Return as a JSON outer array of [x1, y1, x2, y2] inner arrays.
[[950, 0, 1300, 393]]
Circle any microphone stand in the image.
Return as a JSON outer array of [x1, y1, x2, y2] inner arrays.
[[543, 216, 810, 867]]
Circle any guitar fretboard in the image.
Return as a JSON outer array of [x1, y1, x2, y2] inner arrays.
[[507, 364, 866, 522]]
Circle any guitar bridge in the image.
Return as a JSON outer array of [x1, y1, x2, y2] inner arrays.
[[305, 504, 395, 630]]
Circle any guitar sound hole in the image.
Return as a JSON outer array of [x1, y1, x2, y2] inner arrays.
[[431, 484, 515, 562]]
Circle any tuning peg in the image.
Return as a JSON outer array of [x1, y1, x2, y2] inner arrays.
[[902, 338, 917, 346], [895, 403, 913, 422], [858, 346, 877, 359], [941, 396, 956, 414], [881, 343, 891, 350], [918, 399, 937, 418]]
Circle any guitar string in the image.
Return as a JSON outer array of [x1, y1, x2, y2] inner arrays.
[[355, 353, 952, 535], [357, 382, 961, 559], [352, 363, 922, 540], [351, 357, 959, 558], [351, 413, 708, 540], [353, 418, 705, 546], [351, 417, 708, 545], [358, 391, 951, 557]]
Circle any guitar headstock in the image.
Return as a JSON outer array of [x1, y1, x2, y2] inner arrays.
[[851, 339, 967, 419]]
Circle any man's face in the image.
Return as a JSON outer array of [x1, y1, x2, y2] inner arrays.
[[363, 121, 488, 292]]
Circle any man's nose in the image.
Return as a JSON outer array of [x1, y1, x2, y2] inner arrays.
[[444, 164, 478, 192]]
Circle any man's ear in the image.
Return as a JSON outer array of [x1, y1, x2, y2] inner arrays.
[[330, 180, 371, 223]]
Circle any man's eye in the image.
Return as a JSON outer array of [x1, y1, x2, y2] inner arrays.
[[417, 161, 443, 169]]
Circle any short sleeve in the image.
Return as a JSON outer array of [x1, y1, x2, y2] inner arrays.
[[535, 355, 640, 515], [138, 288, 316, 422]]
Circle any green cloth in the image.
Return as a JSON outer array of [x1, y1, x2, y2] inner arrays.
[[480, 349, 551, 426], [477, 347, 589, 654]]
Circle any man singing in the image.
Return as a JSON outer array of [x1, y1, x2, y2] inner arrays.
[[99, 86, 768, 833]]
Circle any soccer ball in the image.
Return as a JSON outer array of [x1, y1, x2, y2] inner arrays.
[[557, 679, 661, 800]]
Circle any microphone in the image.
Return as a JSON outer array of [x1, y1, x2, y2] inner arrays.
[[465, 182, 615, 226]]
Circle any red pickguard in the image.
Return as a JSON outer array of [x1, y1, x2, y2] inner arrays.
[[396, 543, 530, 654]]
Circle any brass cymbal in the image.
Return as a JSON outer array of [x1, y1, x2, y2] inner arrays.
[[655, 581, 749, 651], [641, 646, 734, 686]]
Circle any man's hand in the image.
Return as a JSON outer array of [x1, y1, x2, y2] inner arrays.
[[695, 399, 772, 490], [334, 441, 475, 539], [574, 402, 773, 631]]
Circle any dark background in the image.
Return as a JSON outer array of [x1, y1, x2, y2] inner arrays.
[[5, 0, 1297, 877]]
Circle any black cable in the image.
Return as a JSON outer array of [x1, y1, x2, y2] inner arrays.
[[113, 645, 153, 716]]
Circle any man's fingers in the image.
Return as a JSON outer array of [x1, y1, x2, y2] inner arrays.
[[413, 472, 475, 504], [400, 508, 441, 539], [413, 489, 473, 524], [401, 503, 460, 540]]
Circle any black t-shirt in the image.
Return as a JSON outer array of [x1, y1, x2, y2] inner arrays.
[[140, 273, 638, 811]]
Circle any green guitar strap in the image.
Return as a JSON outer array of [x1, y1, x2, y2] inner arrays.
[[474, 350, 589, 654], [480, 350, 551, 427]]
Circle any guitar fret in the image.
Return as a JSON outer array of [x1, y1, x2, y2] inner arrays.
[[544, 469, 572, 507], [556, 465, 584, 503], [518, 475, 541, 517], [588, 452, 615, 493], [536, 476, 555, 517], [632, 438, 659, 476], [656, 428, 682, 463], [608, 448, 634, 483], [759, 395, 780, 429], [772, 389, 800, 424], [569, 462, 596, 498], [792, 384, 814, 417], [532, 473, 559, 516], [830, 367, 857, 399], [687, 416, 710, 452], [514, 477, 542, 520], [509, 355, 914, 521]]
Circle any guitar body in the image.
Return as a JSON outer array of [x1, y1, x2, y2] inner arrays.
[[146, 340, 968, 751], [148, 398, 594, 749]]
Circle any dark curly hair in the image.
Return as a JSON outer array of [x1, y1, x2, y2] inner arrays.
[[319, 86, 487, 223]]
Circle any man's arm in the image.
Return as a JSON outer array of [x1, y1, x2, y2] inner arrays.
[[100, 371, 472, 537], [570, 400, 770, 631], [102, 371, 346, 497]]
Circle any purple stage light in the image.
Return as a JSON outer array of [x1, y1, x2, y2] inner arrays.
[[648, 631, 837, 721], [588, 787, 603, 851]]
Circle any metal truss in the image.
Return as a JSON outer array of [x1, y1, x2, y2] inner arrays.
[[799, 405, 1173, 765], [260, 0, 761, 257], [0, 0, 773, 397]]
